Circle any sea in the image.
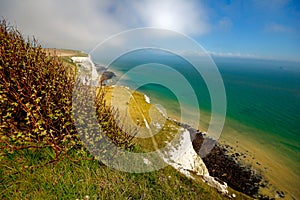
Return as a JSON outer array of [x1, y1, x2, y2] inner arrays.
[[93, 49, 300, 197]]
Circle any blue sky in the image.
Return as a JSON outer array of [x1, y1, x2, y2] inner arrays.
[[0, 0, 299, 61], [199, 0, 300, 61]]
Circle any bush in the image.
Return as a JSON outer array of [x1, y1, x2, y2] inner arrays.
[[0, 19, 134, 166]]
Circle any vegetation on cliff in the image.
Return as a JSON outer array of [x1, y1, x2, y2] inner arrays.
[[0, 19, 134, 163]]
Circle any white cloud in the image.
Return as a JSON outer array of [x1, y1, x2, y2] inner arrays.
[[133, 0, 210, 35], [0, 0, 210, 51], [264, 23, 292, 33], [208, 51, 263, 59], [0, 0, 123, 50], [208, 51, 300, 62], [252, 0, 289, 11], [217, 17, 232, 31]]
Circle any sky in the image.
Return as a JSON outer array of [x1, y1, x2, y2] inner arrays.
[[0, 0, 299, 62]]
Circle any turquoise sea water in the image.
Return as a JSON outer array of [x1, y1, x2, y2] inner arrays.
[[95, 49, 300, 174]]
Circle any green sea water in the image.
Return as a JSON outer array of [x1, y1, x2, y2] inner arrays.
[[96, 49, 300, 177]]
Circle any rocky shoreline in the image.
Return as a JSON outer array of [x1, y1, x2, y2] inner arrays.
[[172, 119, 285, 200]]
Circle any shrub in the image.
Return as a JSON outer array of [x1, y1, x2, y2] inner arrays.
[[0, 19, 134, 166]]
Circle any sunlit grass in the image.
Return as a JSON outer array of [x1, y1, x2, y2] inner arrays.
[[0, 147, 242, 200]]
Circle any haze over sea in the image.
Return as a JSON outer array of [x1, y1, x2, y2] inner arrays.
[[96, 49, 300, 197]]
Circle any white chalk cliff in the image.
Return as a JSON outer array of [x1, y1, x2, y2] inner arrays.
[[161, 128, 228, 195]]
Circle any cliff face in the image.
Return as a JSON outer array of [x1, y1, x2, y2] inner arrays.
[[71, 56, 98, 84], [162, 129, 209, 177], [160, 128, 228, 195]]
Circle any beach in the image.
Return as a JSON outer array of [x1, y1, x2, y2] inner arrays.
[[219, 121, 300, 199], [161, 106, 299, 199]]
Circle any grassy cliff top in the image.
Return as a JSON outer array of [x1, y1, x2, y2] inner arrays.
[[43, 48, 88, 57]]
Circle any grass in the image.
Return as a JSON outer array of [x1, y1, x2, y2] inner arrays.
[[126, 90, 179, 150], [102, 86, 180, 151], [43, 48, 88, 57], [1, 147, 235, 200], [44, 48, 88, 74], [128, 91, 152, 127]]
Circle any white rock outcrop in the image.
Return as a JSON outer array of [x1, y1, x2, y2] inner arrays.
[[71, 56, 98, 84], [161, 129, 228, 195]]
